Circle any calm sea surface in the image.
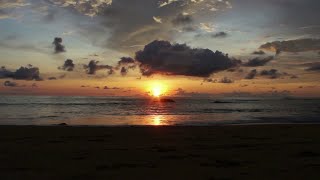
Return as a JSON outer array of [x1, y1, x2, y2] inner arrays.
[[0, 96, 319, 126]]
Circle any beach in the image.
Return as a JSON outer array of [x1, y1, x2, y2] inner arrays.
[[1, 124, 320, 179]]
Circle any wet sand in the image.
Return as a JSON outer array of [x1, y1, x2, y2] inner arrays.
[[1, 124, 320, 180]]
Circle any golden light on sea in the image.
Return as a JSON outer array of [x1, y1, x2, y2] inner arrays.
[[152, 115, 163, 125]]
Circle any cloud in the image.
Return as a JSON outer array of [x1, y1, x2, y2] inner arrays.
[[175, 87, 187, 95], [203, 78, 216, 83], [172, 13, 193, 25], [153, 16, 162, 23], [211, 31, 228, 38], [120, 67, 128, 76], [245, 69, 257, 79], [243, 56, 274, 67], [15, 65, 42, 80], [117, 57, 136, 67], [260, 38, 320, 55], [115, 57, 137, 76], [69, 0, 231, 52], [59, 59, 75, 71], [244, 68, 287, 80], [252, 50, 265, 55], [219, 77, 234, 83], [48, 77, 57, 80], [0, 35, 49, 54], [174, 87, 210, 97], [0, 66, 14, 78], [103, 86, 121, 90], [0, 0, 29, 19], [31, 83, 38, 88], [199, 22, 215, 32], [52, 37, 66, 53], [260, 69, 281, 79], [48, 0, 112, 17], [158, 0, 179, 8], [135, 40, 240, 77], [3, 81, 18, 87], [203, 77, 234, 84], [84, 60, 113, 75], [0, 65, 42, 80], [306, 62, 320, 72]]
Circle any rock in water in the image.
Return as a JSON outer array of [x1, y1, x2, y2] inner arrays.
[[160, 98, 175, 103]]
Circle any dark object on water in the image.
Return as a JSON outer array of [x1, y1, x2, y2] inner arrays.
[[213, 100, 232, 104], [159, 98, 175, 103], [58, 123, 68, 126]]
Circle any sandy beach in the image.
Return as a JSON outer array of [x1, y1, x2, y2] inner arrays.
[[1, 124, 320, 180]]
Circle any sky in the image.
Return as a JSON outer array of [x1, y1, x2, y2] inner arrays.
[[0, 0, 319, 97]]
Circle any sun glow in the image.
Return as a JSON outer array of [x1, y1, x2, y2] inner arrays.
[[150, 82, 167, 97]]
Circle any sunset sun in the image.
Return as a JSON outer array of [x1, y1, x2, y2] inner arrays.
[[150, 82, 167, 97]]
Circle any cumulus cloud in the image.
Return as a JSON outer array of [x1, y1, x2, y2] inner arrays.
[[59, 59, 75, 71], [135, 40, 240, 77], [0, 65, 41, 80], [243, 56, 274, 67], [15, 65, 41, 80], [84, 60, 113, 75], [245, 69, 257, 79], [260, 38, 320, 55], [52, 37, 66, 53]]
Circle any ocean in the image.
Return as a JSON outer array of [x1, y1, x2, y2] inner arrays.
[[0, 96, 319, 126]]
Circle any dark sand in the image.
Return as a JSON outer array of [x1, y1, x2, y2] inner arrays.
[[1, 125, 320, 180]]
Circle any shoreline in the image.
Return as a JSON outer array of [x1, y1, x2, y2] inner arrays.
[[1, 121, 320, 127]]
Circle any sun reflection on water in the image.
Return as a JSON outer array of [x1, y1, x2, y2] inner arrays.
[[151, 115, 165, 126]]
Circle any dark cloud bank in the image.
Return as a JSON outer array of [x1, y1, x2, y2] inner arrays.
[[135, 40, 240, 77], [0, 65, 41, 81], [66, 40, 241, 78]]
